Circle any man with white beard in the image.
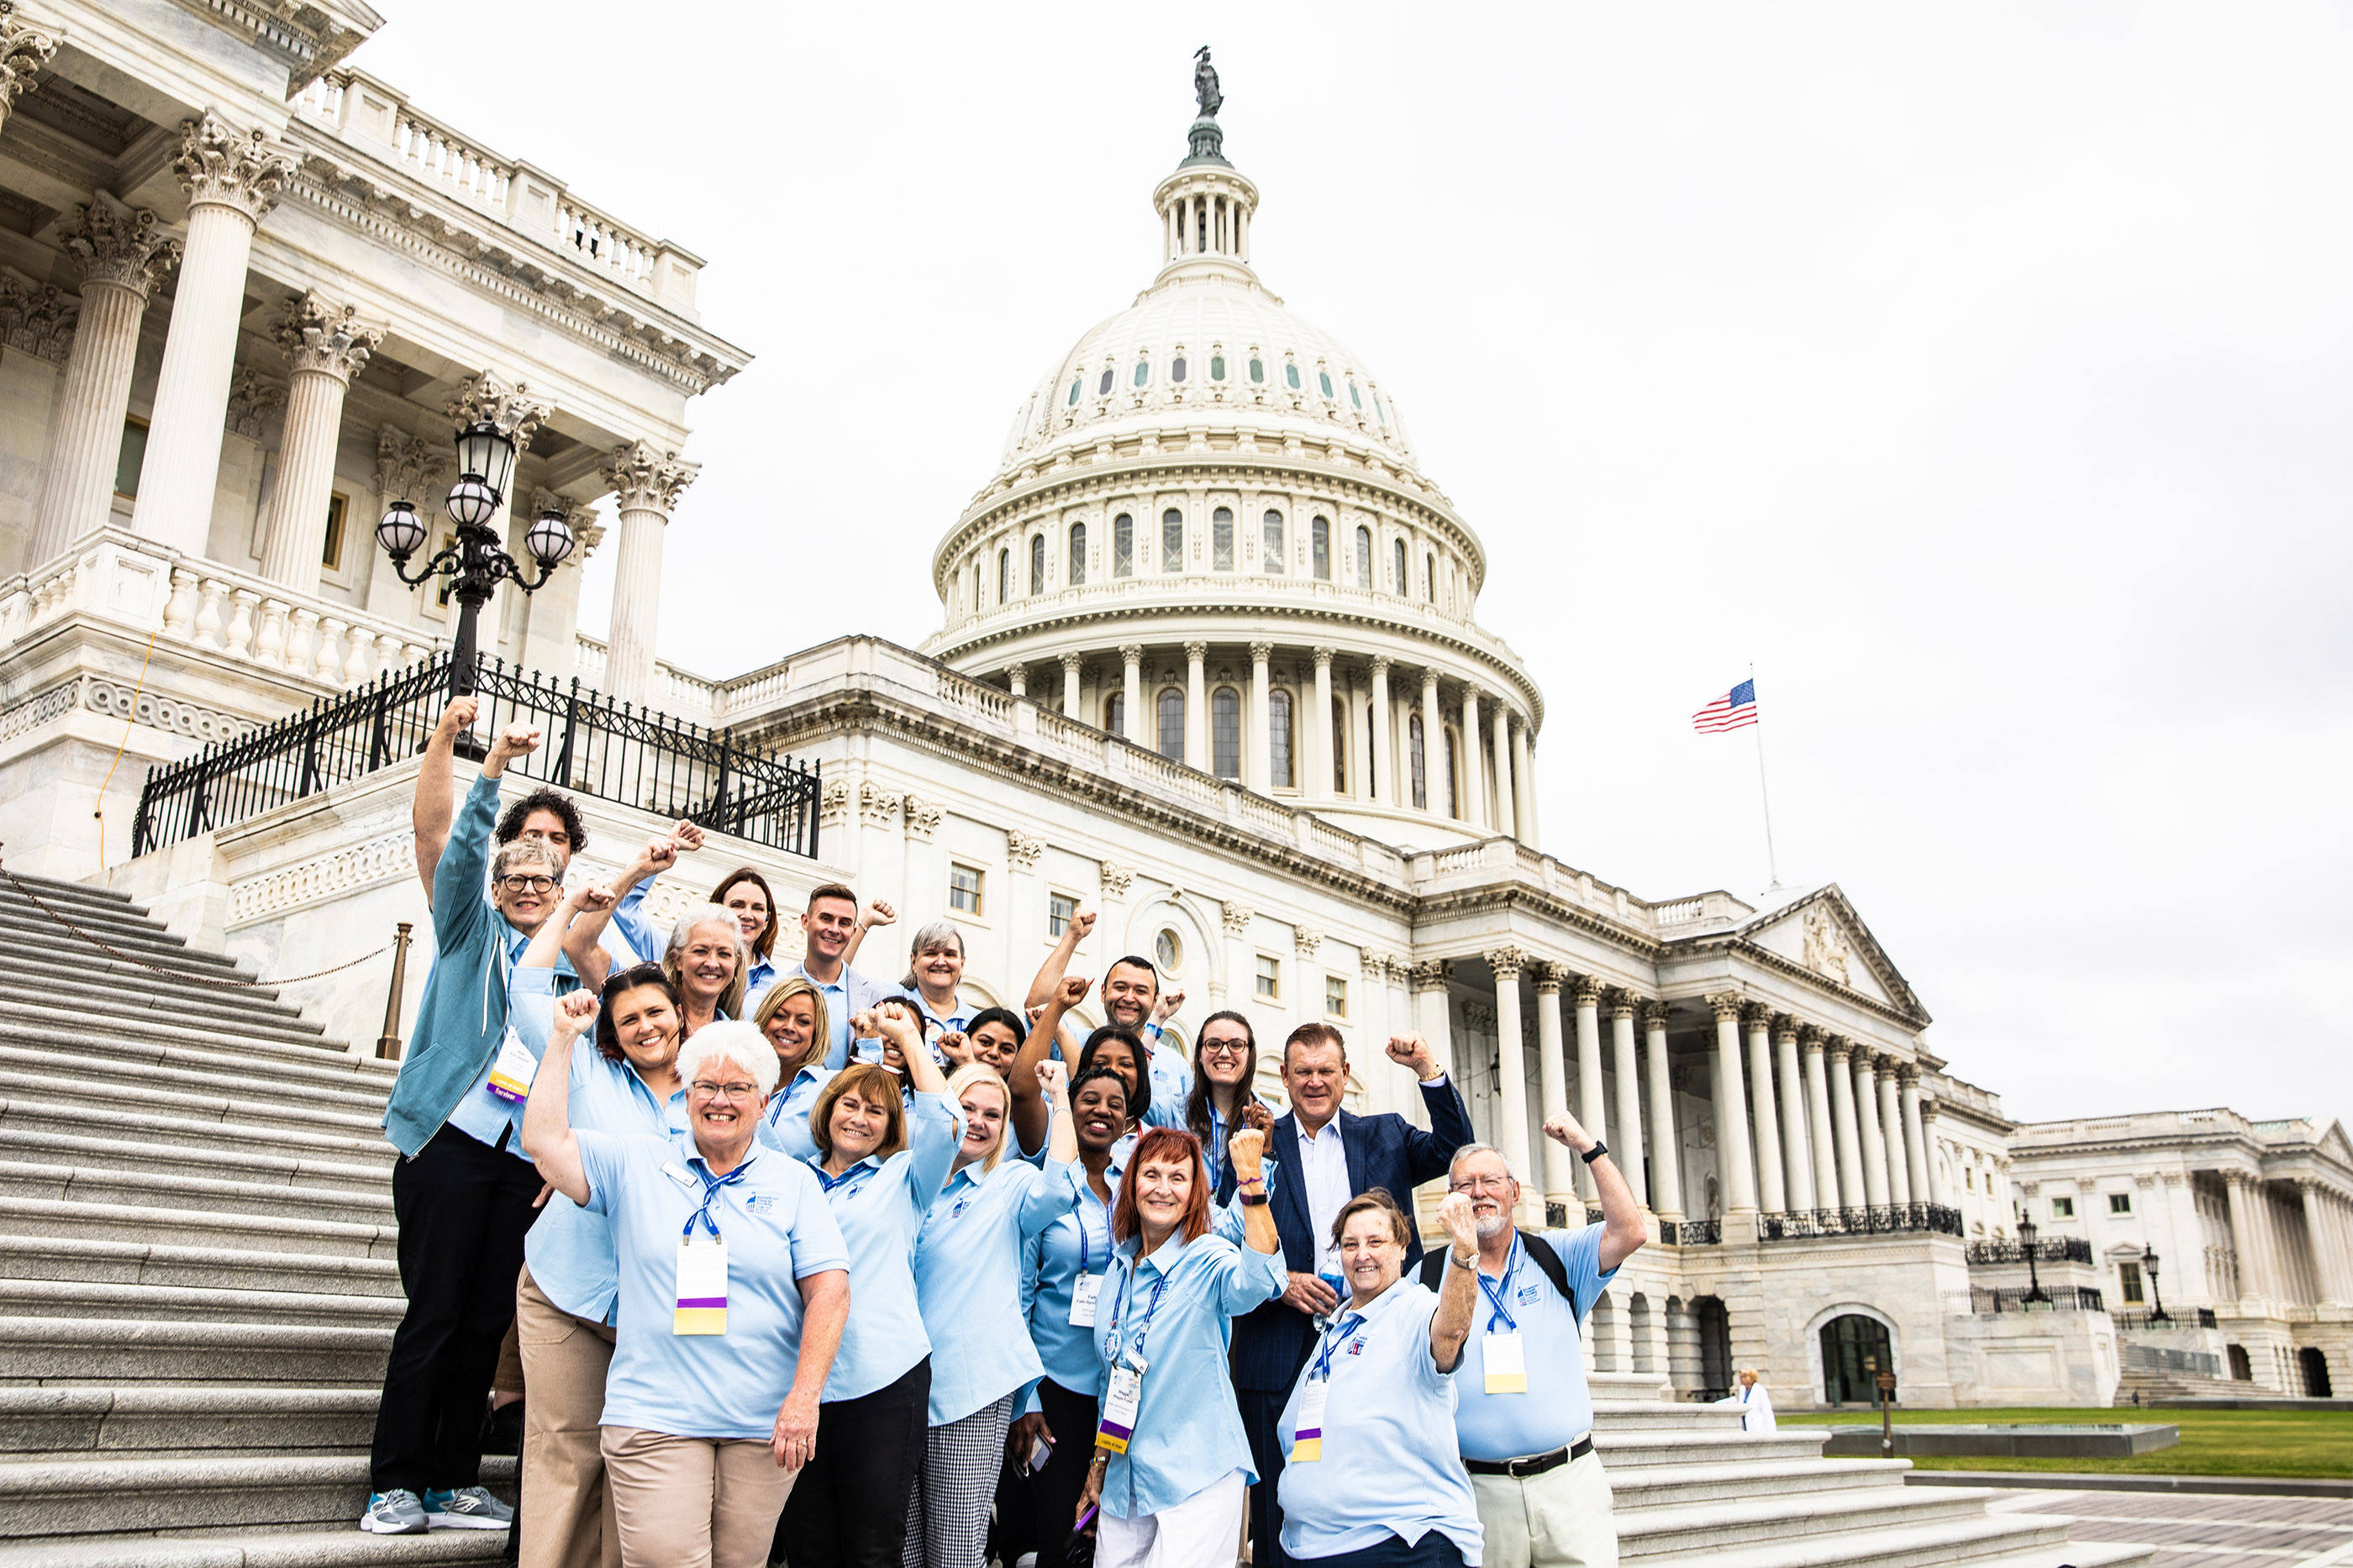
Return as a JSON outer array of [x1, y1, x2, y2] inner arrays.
[[1420, 1113, 1645, 1568]]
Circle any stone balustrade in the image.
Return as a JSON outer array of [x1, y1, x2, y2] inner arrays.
[[573, 633, 724, 718]]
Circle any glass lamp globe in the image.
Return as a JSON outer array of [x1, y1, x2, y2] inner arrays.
[[445, 476, 500, 528], [375, 499, 427, 558], [525, 508, 576, 567], [453, 419, 518, 502]]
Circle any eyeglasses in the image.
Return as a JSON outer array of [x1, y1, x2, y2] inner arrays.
[[691, 1081, 759, 1101], [497, 874, 557, 894], [1201, 1039, 1250, 1057], [1449, 1173, 1516, 1193]]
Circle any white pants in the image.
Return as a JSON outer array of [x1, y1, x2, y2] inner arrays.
[[1470, 1449, 1618, 1568], [1098, 1467, 1247, 1568]]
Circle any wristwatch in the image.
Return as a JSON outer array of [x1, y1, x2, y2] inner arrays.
[[1580, 1140, 1608, 1165]]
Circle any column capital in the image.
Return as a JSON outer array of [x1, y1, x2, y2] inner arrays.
[[1220, 900, 1253, 936], [1483, 945, 1528, 981], [1184, 640, 1208, 661], [1898, 1062, 1922, 1087], [1007, 829, 1045, 871], [1409, 959, 1452, 994], [1640, 999, 1671, 1031], [447, 371, 553, 452], [1369, 654, 1392, 676], [1608, 989, 1640, 1020], [1098, 860, 1137, 897], [1533, 964, 1562, 995], [1312, 645, 1335, 670], [171, 113, 294, 223], [1060, 651, 1082, 675], [1248, 639, 1273, 662], [1571, 972, 1604, 1008], [0, 6, 60, 119], [376, 424, 450, 506], [273, 290, 382, 384], [1798, 1023, 1826, 1050], [57, 200, 182, 296], [1707, 992, 1745, 1023], [600, 440, 700, 515], [1360, 948, 1389, 979], [1294, 927, 1323, 959], [1772, 1013, 1800, 1043], [1824, 1034, 1854, 1064], [1119, 644, 1145, 664], [903, 794, 942, 842], [1742, 1001, 1774, 1030], [1419, 665, 1440, 695]]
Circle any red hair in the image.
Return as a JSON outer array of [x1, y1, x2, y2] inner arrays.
[[1111, 1127, 1213, 1247]]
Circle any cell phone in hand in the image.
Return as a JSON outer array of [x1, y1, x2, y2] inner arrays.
[[1029, 1433, 1052, 1473]]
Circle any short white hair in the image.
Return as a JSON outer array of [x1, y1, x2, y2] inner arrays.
[[675, 1020, 779, 1098], [1449, 1141, 1521, 1185]]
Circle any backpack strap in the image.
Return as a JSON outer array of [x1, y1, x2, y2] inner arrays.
[[1418, 1229, 1579, 1318], [1418, 1249, 1447, 1293]]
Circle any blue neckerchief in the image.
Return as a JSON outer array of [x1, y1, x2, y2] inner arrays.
[[813, 1156, 879, 1197], [684, 1157, 752, 1239]]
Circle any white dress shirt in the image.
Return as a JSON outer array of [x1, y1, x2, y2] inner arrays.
[[1296, 1115, 1351, 1275]]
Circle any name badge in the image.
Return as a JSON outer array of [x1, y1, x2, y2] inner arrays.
[[484, 1025, 538, 1103], [661, 1163, 697, 1189], [1291, 1376, 1329, 1462], [1097, 1364, 1142, 1454], [674, 1234, 728, 1335], [1070, 1271, 1103, 1328], [1484, 1329, 1528, 1394]]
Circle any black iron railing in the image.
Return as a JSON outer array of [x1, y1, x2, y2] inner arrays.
[[1966, 1237, 2093, 1265], [1951, 1284, 2107, 1314], [2112, 1307, 2218, 1331], [132, 654, 821, 859], [1761, 1203, 1964, 1241], [1665, 1218, 1720, 1246]]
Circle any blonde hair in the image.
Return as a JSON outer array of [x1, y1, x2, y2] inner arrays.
[[665, 904, 749, 1023], [946, 1062, 1013, 1172], [753, 977, 831, 1076]]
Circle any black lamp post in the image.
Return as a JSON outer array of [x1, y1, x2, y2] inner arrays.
[[376, 418, 574, 714], [2018, 1214, 2050, 1305], [2145, 1247, 2169, 1323]]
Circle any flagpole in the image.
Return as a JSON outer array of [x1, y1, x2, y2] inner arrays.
[[1751, 663, 1782, 892]]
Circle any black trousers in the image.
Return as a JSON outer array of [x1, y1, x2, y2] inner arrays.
[[1027, 1378, 1099, 1567], [370, 1123, 541, 1494], [777, 1356, 930, 1568], [1240, 1386, 1298, 1568], [1312, 1533, 1466, 1568]]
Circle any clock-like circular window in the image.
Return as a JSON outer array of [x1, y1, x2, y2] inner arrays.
[[1154, 928, 1182, 975]]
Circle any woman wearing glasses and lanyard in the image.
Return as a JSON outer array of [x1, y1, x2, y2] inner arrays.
[[520, 1016, 850, 1568], [1076, 1124, 1284, 1568], [1275, 1187, 1483, 1567]]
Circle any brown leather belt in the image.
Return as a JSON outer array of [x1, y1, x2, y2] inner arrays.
[[1462, 1435, 1592, 1477]]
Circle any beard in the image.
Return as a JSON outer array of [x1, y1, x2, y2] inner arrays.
[[1473, 1208, 1511, 1239]]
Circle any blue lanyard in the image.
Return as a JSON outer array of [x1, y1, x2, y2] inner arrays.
[[1076, 1202, 1108, 1274], [1477, 1242, 1522, 1334], [1105, 1259, 1171, 1368], [683, 1160, 751, 1240], [1312, 1310, 1364, 1381]]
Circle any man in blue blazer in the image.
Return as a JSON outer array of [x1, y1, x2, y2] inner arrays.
[[1233, 1021, 1475, 1568]]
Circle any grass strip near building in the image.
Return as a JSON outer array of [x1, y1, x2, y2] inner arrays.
[[1781, 1406, 2353, 1478]]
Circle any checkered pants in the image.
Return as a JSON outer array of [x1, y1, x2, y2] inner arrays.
[[903, 1392, 1014, 1568]]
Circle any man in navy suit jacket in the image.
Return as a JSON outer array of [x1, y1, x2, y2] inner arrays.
[[1231, 1022, 1474, 1568]]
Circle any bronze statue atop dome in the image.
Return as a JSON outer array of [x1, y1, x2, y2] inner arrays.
[[1195, 46, 1222, 118], [1184, 46, 1229, 166]]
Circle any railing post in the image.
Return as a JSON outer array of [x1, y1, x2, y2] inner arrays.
[[367, 671, 391, 771], [710, 727, 733, 833], [376, 920, 414, 1060], [554, 676, 582, 789], [187, 751, 214, 838], [296, 697, 323, 797], [131, 766, 155, 857], [808, 757, 822, 859]]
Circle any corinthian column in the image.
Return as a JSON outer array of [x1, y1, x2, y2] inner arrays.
[[257, 292, 382, 594], [1642, 1002, 1682, 1220], [1461, 683, 1489, 830], [1854, 1051, 1891, 1205], [1574, 974, 1608, 1201], [1419, 667, 1443, 813], [1308, 647, 1334, 800], [1491, 699, 1516, 839], [1184, 642, 1208, 768], [1248, 640, 1273, 792], [1119, 645, 1144, 741], [1898, 1066, 1931, 1207], [1610, 992, 1647, 1208], [29, 202, 181, 565], [1775, 1017, 1815, 1212], [1742, 1008, 1786, 1212], [0, 7, 58, 134], [1708, 994, 1758, 1213], [1533, 967, 1573, 1208], [1512, 719, 1538, 849], [1877, 1057, 1912, 1206], [1827, 1039, 1867, 1208], [1061, 653, 1082, 719], [130, 115, 294, 556], [598, 441, 698, 708], [1487, 949, 1537, 1223], [1368, 656, 1393, 803], [1802, 1027, 1841, 1208]]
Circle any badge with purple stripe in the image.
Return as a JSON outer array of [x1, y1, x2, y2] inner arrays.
[[674, 1234, 728, 1335]]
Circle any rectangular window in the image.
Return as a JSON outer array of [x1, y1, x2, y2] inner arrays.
[[2118, 1261, 2145, 1304], [321, 492, 348, 571], [1048, 892, 1076, 938], [2108, 1192, 2131, 1215], [1161, 509, 1184, 573], [1262, 511, 1285, 575], [1325, 975, 1348, 1018], [949, 864, 984, 915], [2050, 1196, 2075, 1219], [1312, 517, 1330, 581], [1212, 508, 1234, 571], [1113, 514, 1134, 577], [1255, 954, 1280, 1000], [113, 416, 150, 500]]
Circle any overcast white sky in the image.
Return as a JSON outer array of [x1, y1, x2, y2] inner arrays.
[[350, 3, 2350, 1129]]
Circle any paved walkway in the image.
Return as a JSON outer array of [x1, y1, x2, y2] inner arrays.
[[1986, 1490, 2353, 1568]]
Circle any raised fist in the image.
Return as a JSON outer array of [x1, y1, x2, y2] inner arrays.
[[1386, 1034, 1440, 1081], [487, 721, 542, 765], [1228, 1125, 1267, 1179], [860, 899, 898, 931], [1437, 1190, 1480, 1250], [1542, 1110, 1595, 1154], [436, 697, 479, 738], [1056, 975, 1093, 1008], [554, 989, 598, 1037], [1036, 1059, 1068, 1097]]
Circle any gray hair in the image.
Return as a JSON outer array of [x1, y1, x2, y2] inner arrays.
[[908, 919, 966, 960], [1448, 1142, 1521, 1185], [676, 1020, 779, 1098], [491, 837, 565, 881], [665, 904, 750, 1020]]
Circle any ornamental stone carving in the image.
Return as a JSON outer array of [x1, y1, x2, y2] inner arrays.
[[1119, 644, 1145, 666], [858, 779, 903, 827], [171, 114, 295, 222], [1098, 861, 1137, 896], [447, 371, 552, 450], [1007, 829, 1045, 871], [1409, 959, 1451, 993], [1803, 907, 1853, 988], [819, 777, 851, 829], [229, 830, 413, 923], [1707, 992, 1745, 1023], [1641, 1000, 1671, 1031], [1610, 990, 1641, 1020], [1184, 639, 1208, 662], [0, 273, 74, 362], [1824, 1037, 1852, 1064], [376, 426, 448, 510], [1483, 946, 1527, 981], [56, 202, 181, 296], [0, 5, 58, 127], [1293, 927, 1321, 958], [1219, 899, 1251, 935], [601, 440, 699, 515], [224, 368, 285, 438], [1572, 973, 1604, 1008], [902, 795, 942, 842], [1249, 640, 1273, 662], [1534, 965, 1562, 996], [1360, 948, 1387, 978], [274, 290, 382, 383]]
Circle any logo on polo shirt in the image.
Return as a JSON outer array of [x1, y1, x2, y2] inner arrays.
[[1519, 1285, 1542, 1303], [745, 1194, 778, 1214]]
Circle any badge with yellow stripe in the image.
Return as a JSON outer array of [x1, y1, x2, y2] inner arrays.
[[674, 1234, 729, 1335]]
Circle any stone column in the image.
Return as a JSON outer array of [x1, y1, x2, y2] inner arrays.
[[130, 116, 294, 556], [1774, 1018, 1815, 1212], [2308, 1183, 2352, 1303], [1899, 1066, 1932, 1207], [1119, 645, 1144, 741], [1368, 656, 1394, 804], [1491, 699, 1516, 839], [1919, 1102, 1946, 1207], [1007, 664, 1029, 700], [1803, 1028, 1841, 1209], [598, 440, 698, 707], [1609, 992, 1647, 1208], [1740, 1008, 1785, 1213], [1461, 684, 1489, 830], [29, 203, 182, 565], [1486, 949, 1538, 1224], [1826, 1039, 1866, 1208], [1415, 668, 1440, 813], [1410, 960, 1454, 1078], [1061, 653, 1082, 719], [1708, 994, 1758, 1213], [1184, 641, 1208, 770], [1512, 718, 1537, 849], [1248, 640, 1273, 792], [1850, 1045, 1889, 1206], [2224, 1171, 2271, 1302], [1308, 647, 1334, 799], [257, 292, 382, 595], [1534, 967, 1574, 1208], [1574, 975, 1608, 1202], [1877, 1058, 1911, 1206], [1642, 1002, 1682, 1220], [0, 9, 58, 135]]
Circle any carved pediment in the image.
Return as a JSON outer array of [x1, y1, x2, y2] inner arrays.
[[1737, 886, 1924, 1021]]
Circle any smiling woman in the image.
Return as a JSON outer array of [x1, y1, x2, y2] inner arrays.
[[661, 905, 749, 1038]]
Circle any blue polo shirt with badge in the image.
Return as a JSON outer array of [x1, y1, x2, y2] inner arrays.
[[1451, 1223, 1619, 1463]]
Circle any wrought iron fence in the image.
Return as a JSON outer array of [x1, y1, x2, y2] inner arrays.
[[1663, 1218, 1720, 1246], [133, 654, 821, 859], [1966, 1237, 2093, 1265], [2112, 1307, 2218, 1331], [1945, 1284, 2108, 1314], [1760, 1203, 1964, 1241], [2119, 1342, 2223, 1376]]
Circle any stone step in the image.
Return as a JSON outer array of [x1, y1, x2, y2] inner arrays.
[[1610, 1455, 1911, 1510], [0, 1526, 507, 1566], [0, 1004, 375, 1082], [1646, 1512, 2142, 1568], [0, 1277, 404, 1330], [1619, 1484, 1996, 1557], [0, 1067, 383, 1137], [0, 1024, 391, 1104], [13, 965, 321, 1037], [0, 1043, 387, 1118], [0, 1452, 513, 1540], [0, 1197, 395, 1261], [0, 1098, 394, 1165], [1598, 1430, 1833, 1466], [0, 1386, 382, 1456], [1, 870, 138, 908], [0, 1159, 394, 1228], [0, 1128, 391, 1196], [0, 906, 236, 968], [0, 1234, 401, 1299], [1592, 1398, 1750, 1432], [1, 981, 333, 1053], [0, 1317, 391, 1386]]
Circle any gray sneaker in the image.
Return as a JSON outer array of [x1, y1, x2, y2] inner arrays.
[[361, 1489, 427, 1535], [424, 1485, 514, 1531]]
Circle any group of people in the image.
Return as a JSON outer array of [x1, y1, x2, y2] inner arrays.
[[361, 699, 1650, 1568]]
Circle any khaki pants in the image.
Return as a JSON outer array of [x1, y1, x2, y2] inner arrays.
[[1470, 1449, 1619, 1568], [516, 1265, 620, 1568], [601, 1425, 797, 1568]]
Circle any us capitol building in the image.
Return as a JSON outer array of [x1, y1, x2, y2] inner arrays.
[[0, 3, 2343, 1412]]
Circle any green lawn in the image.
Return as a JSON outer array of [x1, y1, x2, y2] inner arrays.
[[1780, 1406, 2353, 1479]]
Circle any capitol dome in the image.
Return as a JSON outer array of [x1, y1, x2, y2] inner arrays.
[[921, 72, 1545, 851]]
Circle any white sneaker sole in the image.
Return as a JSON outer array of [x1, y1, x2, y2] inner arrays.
[[359, 1516, 426, 1535], [428, 1511, 513, 1531]]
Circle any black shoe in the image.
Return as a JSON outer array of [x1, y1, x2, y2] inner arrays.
[[481, 1400, 524, 1456]]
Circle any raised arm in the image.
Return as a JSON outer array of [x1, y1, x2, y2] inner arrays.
[[1009, 975, 1091, 1151], [411, 697, 477, 902], [1225, 1126, 1281, 1258], [520, 990, 599, 1205], [1429, 1191, 1480, 1372], [1023, 906, 1094, 1009], [1387, 1033, 1473, 1185], [1546, 1108, 1645, 1271], [562, 830, 682, 990], [523, 883, 614, 973], [1039, 1060, 1078, 1165], [840, 898, 893, 973]]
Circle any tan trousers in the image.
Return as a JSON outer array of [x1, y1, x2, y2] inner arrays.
[[600, 1424, 797, 1568], [516, 1265, 621, 1568], [1470, 1449, 1619, 1568]]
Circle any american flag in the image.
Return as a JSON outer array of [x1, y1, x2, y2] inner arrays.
[[1692, 679, 1758, 734]]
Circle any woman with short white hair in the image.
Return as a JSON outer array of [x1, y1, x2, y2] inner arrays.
[[524, 1015, 850, 1568]]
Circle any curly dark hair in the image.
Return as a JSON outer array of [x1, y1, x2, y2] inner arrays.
[[496, 787, 587, 858]]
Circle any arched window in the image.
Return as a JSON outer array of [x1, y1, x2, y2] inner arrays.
[[1262, 510, 1285, 575], [1105, 691, 1125, 738], [1098, 367, 1114, 397], [1348, 380, 1361, 410], [1285, 362, 1302, 390], [1133, 360, 1150, 387], [1067, 378, 1082, 406], [1355, 524, 1372, 587], [1269, 688, 1294, 787], [1030, 534, 1046, 595], [1409, 713, 1428, 808], [1161, 508, 1184, 573], [1212, 508, 1234, 571], [1819, 1315, 1894, 1405], [997, 547, 1010, 605], [1113, 513, 1134, 577], [1444, 726, 1459, 818], [1250, 356, 1265, 383], [1170, 355, 1187, 382], [1067, 521, 1087, 586], [1210, 354, 1226, 381], [1311, 517, 1331, 581], [1319, 370, 1334, 399], [1156, 687, 1185, 760], [1425, 551, 1436, 602], [1331, 703, 1346, 792], [1211, 687, 1242, 779], [1392, 539, 1408, 593]]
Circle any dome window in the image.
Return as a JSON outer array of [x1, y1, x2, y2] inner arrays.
[[1106, 691, 1125, 738], [1270, 689, 1294, 788], [1031, 534, 1048, 596], [1161, 508, 1185, 573], [1067, 378, 1082, 407], [1212, 507, 1234, 571], [1409, 714, 1428, 808], [1372, 392, 1387, 425], [1285, 363, 1302, 390], [1171, 356, 1187, 383], [1113, 513, 1134, 578], [1312, 517, 1331, 581], [1156, 688, 1185, 759], [1319, 371, 1334, 399], [1348, 381, 1362, 410], [1210, 355, 1226, 381], [1262, 510, 1286, 576], [1098, 368, 1114, 397], [1212, 687, 1242, 779], [1392, 538, 1408, 594], [1068, 521, 1087, 586], [1250, 357, 1266, 383], [1354, 524, 1372, 587], [1133, 360, 1150, 387]]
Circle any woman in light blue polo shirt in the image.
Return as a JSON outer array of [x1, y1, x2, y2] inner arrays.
[[753, 977, 832, 1160], [776, 1001, 963, 1568], [1076, 1123, 1284, 1565], [904, 1058, 1080, 1568], [520, 1018, 850, 1568], [1277, 1188, 1484, 1567]]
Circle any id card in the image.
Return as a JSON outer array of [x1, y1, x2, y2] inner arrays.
[[1070, 1272, 1103, 1328], [674, 1234, 728, 1335], [1484, 1329, 1528, 1394], [1291, 1377, 1328, 1462], [1096, 1365, 1141, 1454], [485, 1025, 538, 1104]]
